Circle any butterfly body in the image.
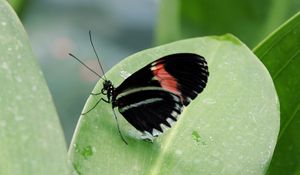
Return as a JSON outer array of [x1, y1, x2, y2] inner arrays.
[[100, 53, 209, 139]]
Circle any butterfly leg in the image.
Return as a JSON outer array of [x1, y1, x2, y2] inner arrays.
[[90, 92, 102, 96], [112, 107, 128, 145], [90, 88, 108, 96], [81, 97, 110, 115]]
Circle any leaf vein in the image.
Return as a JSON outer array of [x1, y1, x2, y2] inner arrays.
[[278, 102, 300, 140], [259, 20, 300, 61], [273, 50, 300, 79]]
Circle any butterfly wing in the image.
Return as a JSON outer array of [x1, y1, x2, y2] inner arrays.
[[113, 53, 208, 137], [152, 53, 208, 105], [115, 88, 184, 136], [115, 53, 209, 106]]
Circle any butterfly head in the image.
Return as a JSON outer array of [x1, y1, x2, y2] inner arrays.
[[101, 80, 114, 97], [103, 79, 114, 90]]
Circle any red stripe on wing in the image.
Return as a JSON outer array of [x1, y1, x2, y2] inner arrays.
[[152, 63, 181, 98]]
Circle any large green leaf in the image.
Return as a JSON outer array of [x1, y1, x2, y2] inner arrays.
[[155, 0, 300, 48], [0, 1, 70, 174], [253, 11, 300, 175], [69, 35, 279, 175]]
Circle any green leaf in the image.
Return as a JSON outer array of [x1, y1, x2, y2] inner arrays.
[[155, 0, 181, 45], [155, 0, 300, 48], [69, 34, 279, 175], [253, 11, 300, 175], [0, 1, 71, 174], [7, 0, 26, 16]]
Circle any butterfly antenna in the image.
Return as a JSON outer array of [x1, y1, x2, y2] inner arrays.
[[89, 30, 107, 80], [112, 108, 128, 145], [68, 53, 105, 81]]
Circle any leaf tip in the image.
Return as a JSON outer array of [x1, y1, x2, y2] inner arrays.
[[211, 33, 242, 45]]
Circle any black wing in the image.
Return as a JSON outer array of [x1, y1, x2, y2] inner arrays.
[[114, 53, 209, 106], [113, 53, 208, 137], [115, 88, 183, 137]]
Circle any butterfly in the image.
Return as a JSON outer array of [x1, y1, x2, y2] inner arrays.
[[69, 31, 209, 144]]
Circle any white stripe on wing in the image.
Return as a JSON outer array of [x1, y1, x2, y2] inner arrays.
[[119, 98, 163, 112]]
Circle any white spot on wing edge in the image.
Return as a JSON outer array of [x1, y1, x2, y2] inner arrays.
[[166, 118, 175, 126], [171, 94, 181, 102], [201, 72, 208, 76], [160, 123, 170, 132], [152, 128, 162, 136], [171, 111, 178, 118], [141, 131, 154, 141], [185, 97, 192, 103], [174, 104, 183, 112]]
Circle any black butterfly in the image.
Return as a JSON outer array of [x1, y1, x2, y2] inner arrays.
[[70, 31, 209, 144]]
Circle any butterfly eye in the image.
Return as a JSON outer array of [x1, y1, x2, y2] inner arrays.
[[103, 80, 113, 89]]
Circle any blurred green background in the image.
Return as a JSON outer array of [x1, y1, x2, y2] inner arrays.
[[11, 0, 157, 144], [9, 0, 300, 146]]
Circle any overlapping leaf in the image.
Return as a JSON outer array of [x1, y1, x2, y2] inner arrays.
[[69, 35, 279, 175], [0, 1, 71, 174]]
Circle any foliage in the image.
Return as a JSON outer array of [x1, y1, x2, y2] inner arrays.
[[155, 0, 300, 48], [0, 0, 70, 174], [68, 35, 279, 174], [1, 0, 300, 174], [254, 12, 300, 175]]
